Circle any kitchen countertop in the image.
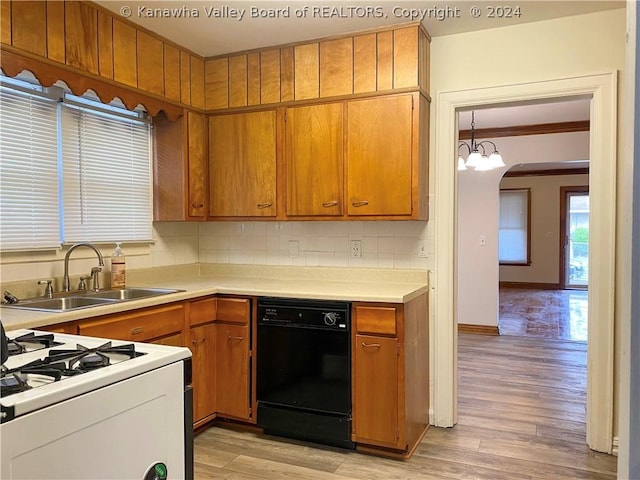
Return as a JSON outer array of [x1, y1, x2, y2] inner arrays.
[[0, 264, 429, 331]]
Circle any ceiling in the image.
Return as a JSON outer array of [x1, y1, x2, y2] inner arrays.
[[94, 0, 624, 57], [458, 98, 591, 129]]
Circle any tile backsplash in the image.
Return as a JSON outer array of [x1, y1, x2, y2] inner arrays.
[[198, 221, 429, 270], [0, 221, 429, 287]]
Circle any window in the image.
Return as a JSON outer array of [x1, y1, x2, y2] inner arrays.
[[0, 77, 152, 251], [498, 189, 531, 265], [0, 84, 60, 250], [61, 99, 152, 242]]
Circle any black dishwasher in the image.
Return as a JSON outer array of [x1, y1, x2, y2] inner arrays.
[[256, 297, 355, 449]]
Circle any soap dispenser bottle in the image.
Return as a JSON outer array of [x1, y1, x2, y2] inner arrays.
[[111, 242, 126, 289]]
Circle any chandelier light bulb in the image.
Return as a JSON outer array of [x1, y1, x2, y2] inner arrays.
[[475, 155, 493, 171], [489, 152, 505, 168], [457, 156, 468, 171], [466, 150, 482, 168]]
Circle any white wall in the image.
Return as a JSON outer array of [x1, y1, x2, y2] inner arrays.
[[429, 9, 626, 92], [429, 6, 626, 447], [456, 132, 589, 326]]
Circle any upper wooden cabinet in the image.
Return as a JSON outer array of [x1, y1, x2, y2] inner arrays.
[[347, 95, 413, 216], [285, 103, 344, 216], [2, 0, 205, 111], [209, 110, 277, 218], [154, 110, 208, 221], [204, 24, 429, 110], [187, 111, 208, 218], [283, 92, 429, 220]]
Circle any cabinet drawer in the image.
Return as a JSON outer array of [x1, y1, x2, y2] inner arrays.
[[189, 297, 216, 326], [354, 305, 397, 335], [79, 303, 184, 342], [217, 297, 250, 324]]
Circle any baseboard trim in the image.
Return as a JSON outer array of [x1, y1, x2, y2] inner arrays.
[[458, 324, 500, 336], [499, 281, 561, 290]]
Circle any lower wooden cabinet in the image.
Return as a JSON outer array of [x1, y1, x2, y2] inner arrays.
[[153, 332, 184, 347], [351, 294, 429, 455], [353, 334, 400, 447], [189, 322, 216, 424], [189, 295, 252, 424], [78, 303, 184, 342], [215, 323, 250, 420]]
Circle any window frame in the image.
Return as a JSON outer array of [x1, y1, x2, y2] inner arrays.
[[498, 188, 532, 266]]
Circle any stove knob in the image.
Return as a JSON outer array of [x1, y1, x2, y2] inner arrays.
[[324, 312, 337, 326]]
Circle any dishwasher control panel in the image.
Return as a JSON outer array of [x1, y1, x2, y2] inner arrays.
[[257, 298, 350, 330]]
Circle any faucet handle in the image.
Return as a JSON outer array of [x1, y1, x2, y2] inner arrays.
[[78, 276, 89, 291], [37, 280, 54, 298]]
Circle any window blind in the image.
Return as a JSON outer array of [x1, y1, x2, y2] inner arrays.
[[498, 189, 529, 263], [0, 86, 60, 250], [61, 104, 152, 243]]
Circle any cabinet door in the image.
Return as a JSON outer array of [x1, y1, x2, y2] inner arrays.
[[153, 332, 184, 347], [209, 111, 276, 217], [189, 323, 216, 423], [187, 111, 207, 218], [353, 334, 400, 447], [215, 324, 250, 419], [285, 103, 343, 216], [347, 95, 413, 216]]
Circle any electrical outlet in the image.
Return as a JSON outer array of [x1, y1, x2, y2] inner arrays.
[[418, 241, 427, 258], [350, 240, 362, 258]]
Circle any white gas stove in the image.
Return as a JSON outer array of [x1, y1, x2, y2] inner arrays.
[[1, 324, 193, 480]]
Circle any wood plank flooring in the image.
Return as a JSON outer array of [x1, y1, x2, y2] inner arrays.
[[194, 333, 617, 479], [499, 288, 588, 341]]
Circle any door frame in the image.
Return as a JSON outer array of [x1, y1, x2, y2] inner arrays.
[[432, 72, 617, 453], [560, 186, 590, 289]]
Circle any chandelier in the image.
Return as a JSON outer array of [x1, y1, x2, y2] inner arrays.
[[458, 111, 505, 171]]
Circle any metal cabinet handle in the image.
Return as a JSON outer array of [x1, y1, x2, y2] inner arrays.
[[192, 203, 204, 208], [191, 337, 206, 345], [322, 200, 339, 208], [352, 200, 369, 207], [361, 342, 381, 348], [131, 327, 144, 336], [257, 202, 272, 209], [228, 335, 243, 341]]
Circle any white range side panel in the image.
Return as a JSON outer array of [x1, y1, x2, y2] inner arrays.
[[1, 362, 185, 480]]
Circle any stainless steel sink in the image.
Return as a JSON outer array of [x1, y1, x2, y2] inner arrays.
[[1, 288, 183, 312], [4, 296, 117, 312], [85, 288, 181, 301]]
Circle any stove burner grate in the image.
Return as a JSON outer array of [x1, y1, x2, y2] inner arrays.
[[6, 332, 63, 356], [0, 374, 31, 396], [0, 359, 68, 396], [45, 342, 143, 373]]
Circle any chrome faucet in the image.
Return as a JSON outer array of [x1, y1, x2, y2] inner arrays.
[[62, 243, 105, 292]]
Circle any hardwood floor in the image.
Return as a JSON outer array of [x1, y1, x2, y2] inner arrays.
[[194, 333, 617, 479], [499, 288, 588, 341]]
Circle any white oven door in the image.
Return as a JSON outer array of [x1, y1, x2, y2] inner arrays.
[[1, 361, 186, 480]]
